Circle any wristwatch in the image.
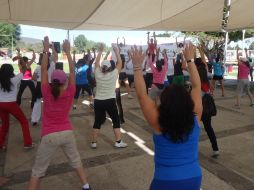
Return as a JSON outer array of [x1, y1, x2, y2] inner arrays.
[[187, 59, 194, 63]]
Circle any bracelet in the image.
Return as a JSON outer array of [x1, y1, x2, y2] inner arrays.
[[133, 67, 141, 71]]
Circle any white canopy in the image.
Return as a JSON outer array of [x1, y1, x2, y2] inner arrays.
[[0, 0, 252, 31]]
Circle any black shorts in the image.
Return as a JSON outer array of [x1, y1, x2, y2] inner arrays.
[[93, 98, 120, 129], [213, 75, 223, 80], [119, 72, 128, 81], [75, 84, 92, 99]]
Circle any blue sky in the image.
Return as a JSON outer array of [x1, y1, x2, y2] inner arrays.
[[20, 25, 163, 46]]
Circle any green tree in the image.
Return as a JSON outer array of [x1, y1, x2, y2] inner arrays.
[[74, 35, 87, 53], [0, 23, 21, 47], [183, 30, 254, 61]]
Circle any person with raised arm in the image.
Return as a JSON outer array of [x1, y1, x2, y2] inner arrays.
[[246, 49, 254, 82], [28, 37, 91, 190], [131, 43, 202, 190], [0, 64, 34, 150], [234, 48, 254, 109], [196, 45, 219, 157], [31, 43, 58, 126], [15, 48, 36, 108], [117, 37, 133, 99], [147, 32, 157, 55], [210, 54, 225, 97], [149, 48, 168, 104], [90, 44, 127, 149]]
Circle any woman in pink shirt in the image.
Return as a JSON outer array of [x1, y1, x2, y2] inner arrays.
[[149, 48, 168, 104], [28, 37, 90, 190], [235, 48, 254, 109]]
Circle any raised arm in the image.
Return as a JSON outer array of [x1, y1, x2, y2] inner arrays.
[[153, 32, 157, 47], [103, 51, 110, 60], [147, 32, 150, 45], [95, 43, 104, 68], [51, 42, 58, 63], [123, 37, 126, 46], [114, 46, 123, 72], [41, 37, 50, 84], [183, 43, 202, 121], [198, 45, 208, 71], [131, 46, 159, 132], [62, 39, 75, 85], [72, 50, 76, 64], [117, 37, 120, 49], [245, 48, 249, 59], [176, 37, 178, 47], [27, 50, 36, 67]]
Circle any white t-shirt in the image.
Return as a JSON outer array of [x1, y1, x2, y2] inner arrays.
[[167, 58, 174, 76], [95, 68, 119, 100], [33, 65, 41, 82], [125, 60, 133, 75], [0, 73, 23, 102]]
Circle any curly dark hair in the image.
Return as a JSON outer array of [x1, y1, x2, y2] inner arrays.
[[0, 64, 15, 92], [158, 85, 195, 143]]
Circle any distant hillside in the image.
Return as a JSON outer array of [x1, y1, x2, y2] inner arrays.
[[19, 37, 41, 44]]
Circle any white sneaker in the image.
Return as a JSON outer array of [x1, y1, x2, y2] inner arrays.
[[114, 140, 128, 148], [90, 142, 97, 149], [212, 150, 219, 158], [128, 94, 133, 99]]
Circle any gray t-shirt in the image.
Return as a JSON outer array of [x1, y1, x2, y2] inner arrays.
[[95, 68, 118, 100]]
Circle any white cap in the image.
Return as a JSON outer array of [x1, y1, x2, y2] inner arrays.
[[101, 60, 111, 68]]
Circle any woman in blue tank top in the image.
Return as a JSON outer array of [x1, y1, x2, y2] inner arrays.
[[130, 43, 202, 190]]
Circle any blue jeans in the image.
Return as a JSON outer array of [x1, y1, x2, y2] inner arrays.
[[150, 176, 202, 190]]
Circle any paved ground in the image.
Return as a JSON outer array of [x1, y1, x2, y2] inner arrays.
[[0, 81, 254, 190]]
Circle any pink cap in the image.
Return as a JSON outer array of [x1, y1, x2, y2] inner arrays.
[[51, 70, 67, 84]]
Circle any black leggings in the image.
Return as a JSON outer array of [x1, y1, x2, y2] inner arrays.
[[201, 114, 219, 151], [145, 73, 153, 94], [93, 99, 120, 129], [17, 80, 36, 108], [116, 88, 124, 123]]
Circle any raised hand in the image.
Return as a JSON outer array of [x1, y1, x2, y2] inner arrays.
[[130, 45, 144, 70], [98, 43, 105, 52], [43, 36, 50, 52], [183, 42, 196, 61], [62, 39, 71, 54], [113, 46, 119, 54]]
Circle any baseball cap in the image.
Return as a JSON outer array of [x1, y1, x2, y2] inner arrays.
[[101, 60, 111, 69], [51, 69, 67, 84]]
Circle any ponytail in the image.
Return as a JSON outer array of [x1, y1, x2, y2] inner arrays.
[[51, 79, 61, 100]]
